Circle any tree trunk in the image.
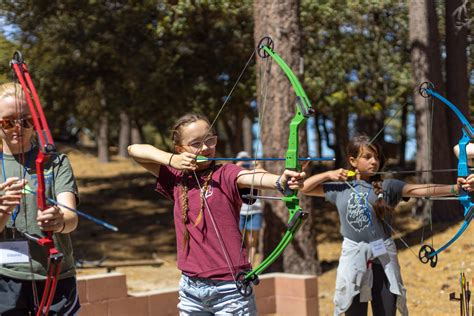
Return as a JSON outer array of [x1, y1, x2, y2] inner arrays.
[[446, 0, 470, 131], [242, 115, 253, 155], [409, 0, 454, 221], [131, 120, 142, 144], [97, 114, 109, 163], [314, 114, 322, 158], [118, 111, 130, 157], [254, 0, 318, 275], [332, 109, 349, 168], [399, 101, 408, 167]]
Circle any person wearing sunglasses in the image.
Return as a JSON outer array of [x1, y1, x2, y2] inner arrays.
[[128, 113, 306, 315], [0, 82, 81, 315]]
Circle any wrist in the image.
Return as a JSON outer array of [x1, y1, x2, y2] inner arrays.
[[450, 184, 461, 195], [168, 153, 175, 167], [58, 221, 66, 233], [275, 175, 292, 196]]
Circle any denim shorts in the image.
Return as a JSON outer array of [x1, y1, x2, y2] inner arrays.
[[239, 213, 263, 231], [178, 274, 257, 315]]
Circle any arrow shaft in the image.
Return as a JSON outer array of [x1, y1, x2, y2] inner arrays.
[[25, 188, 118, 232], [197, 157, 334, 162]]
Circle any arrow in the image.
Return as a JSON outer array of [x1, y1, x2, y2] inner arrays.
[[347, 167, 474, 177], [196, 156, 334, 162], [24, 188, 118, 232]]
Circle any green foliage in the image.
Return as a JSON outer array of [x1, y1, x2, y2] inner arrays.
[[0, 33, 16, 84], [0, 1, 255, 147], [301, 0, 411, 140], [0, 1, 430, 152]]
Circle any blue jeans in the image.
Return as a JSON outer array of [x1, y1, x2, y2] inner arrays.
[[178, 274, 257, 315], [239, 213, 263, 231]]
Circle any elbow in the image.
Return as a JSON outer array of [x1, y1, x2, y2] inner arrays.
[[127, 145, 134, 156], [71, 215, 79, 232], [300, 184, 309, 194]]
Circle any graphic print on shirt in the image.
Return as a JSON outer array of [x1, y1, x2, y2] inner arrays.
[[203, 183, 213, 199], [20, 170, 53, 196], [346, 191, 370, 232]]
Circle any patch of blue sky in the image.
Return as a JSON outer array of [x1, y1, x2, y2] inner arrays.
[[0, 16, 19, 40]]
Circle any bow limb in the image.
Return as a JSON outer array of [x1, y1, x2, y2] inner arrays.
[[11, 51, 62, 316], [418, 84, 474, 267], [236, 37, 314, 296]]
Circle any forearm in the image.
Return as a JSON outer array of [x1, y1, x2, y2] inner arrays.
[[56, 192, 78, 234], [128, 144, 172, 166], [300, 171, 333, 196], [0, 212, 11, 232], [237, 169, 279, 190], [402, 183, 457, 198], [59, 211, 78, 234]]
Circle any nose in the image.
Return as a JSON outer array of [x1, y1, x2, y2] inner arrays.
[[201, 143, 210, 151]]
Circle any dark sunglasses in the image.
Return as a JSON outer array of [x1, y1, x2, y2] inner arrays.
[[0, 118, 34, 130]]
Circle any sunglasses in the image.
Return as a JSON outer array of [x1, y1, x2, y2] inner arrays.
[[186, 136, 218, 149], [0, 117, 34, 130]]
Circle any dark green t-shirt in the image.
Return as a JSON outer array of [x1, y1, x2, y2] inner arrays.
[[0, 146, 78, 280]]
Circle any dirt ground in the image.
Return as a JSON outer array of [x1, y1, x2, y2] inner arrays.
[[65, 146, 474, 315]]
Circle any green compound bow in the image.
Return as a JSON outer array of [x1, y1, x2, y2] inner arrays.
[[235, 36, 315, 296]]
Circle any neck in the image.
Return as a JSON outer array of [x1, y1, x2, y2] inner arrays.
[[2, 141, 32, 155]]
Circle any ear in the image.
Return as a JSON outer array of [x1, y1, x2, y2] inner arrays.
[[349, 156, 358, 169], [175, 145, 185, 154]]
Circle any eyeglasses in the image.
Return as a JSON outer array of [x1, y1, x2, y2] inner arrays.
[[186, 136, 218, 149], [0, 117, 34, 130]]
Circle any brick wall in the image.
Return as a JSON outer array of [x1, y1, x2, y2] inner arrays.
[[78, 272, 319, 316]]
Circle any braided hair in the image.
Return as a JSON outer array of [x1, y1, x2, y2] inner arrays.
[[170, 113, 216, 250]]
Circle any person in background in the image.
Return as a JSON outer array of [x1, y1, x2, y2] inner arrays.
[[0, 82, 80, 315], [301, 134, 474, 316], [235, 151, 263, 267]]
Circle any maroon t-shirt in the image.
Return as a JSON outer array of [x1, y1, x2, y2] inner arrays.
[[155, 163, 251, 280]]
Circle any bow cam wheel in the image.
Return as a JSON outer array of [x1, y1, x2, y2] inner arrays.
[[257, 36, 274, 58]]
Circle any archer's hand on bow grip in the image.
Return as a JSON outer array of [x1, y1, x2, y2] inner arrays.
[[37, 205, 65, 232], [279, 169, 306, 191], [457, 175, 474, 193]]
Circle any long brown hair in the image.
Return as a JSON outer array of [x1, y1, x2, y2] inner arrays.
[[346, 135, 391, 224], [170, 113, 216, 250]]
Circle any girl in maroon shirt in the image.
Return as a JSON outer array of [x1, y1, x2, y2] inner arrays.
[[128, 113, 305, 315]]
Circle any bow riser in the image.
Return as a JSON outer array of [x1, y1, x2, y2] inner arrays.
[[236, 38, 313, 295], [11, 52, 62, 316]]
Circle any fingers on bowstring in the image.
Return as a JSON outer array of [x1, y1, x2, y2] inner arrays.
[[0, 177, 21, 192]]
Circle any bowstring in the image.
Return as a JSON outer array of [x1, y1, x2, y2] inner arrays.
[[238, 47, 273, 268], [419, 92, 435, 249]]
